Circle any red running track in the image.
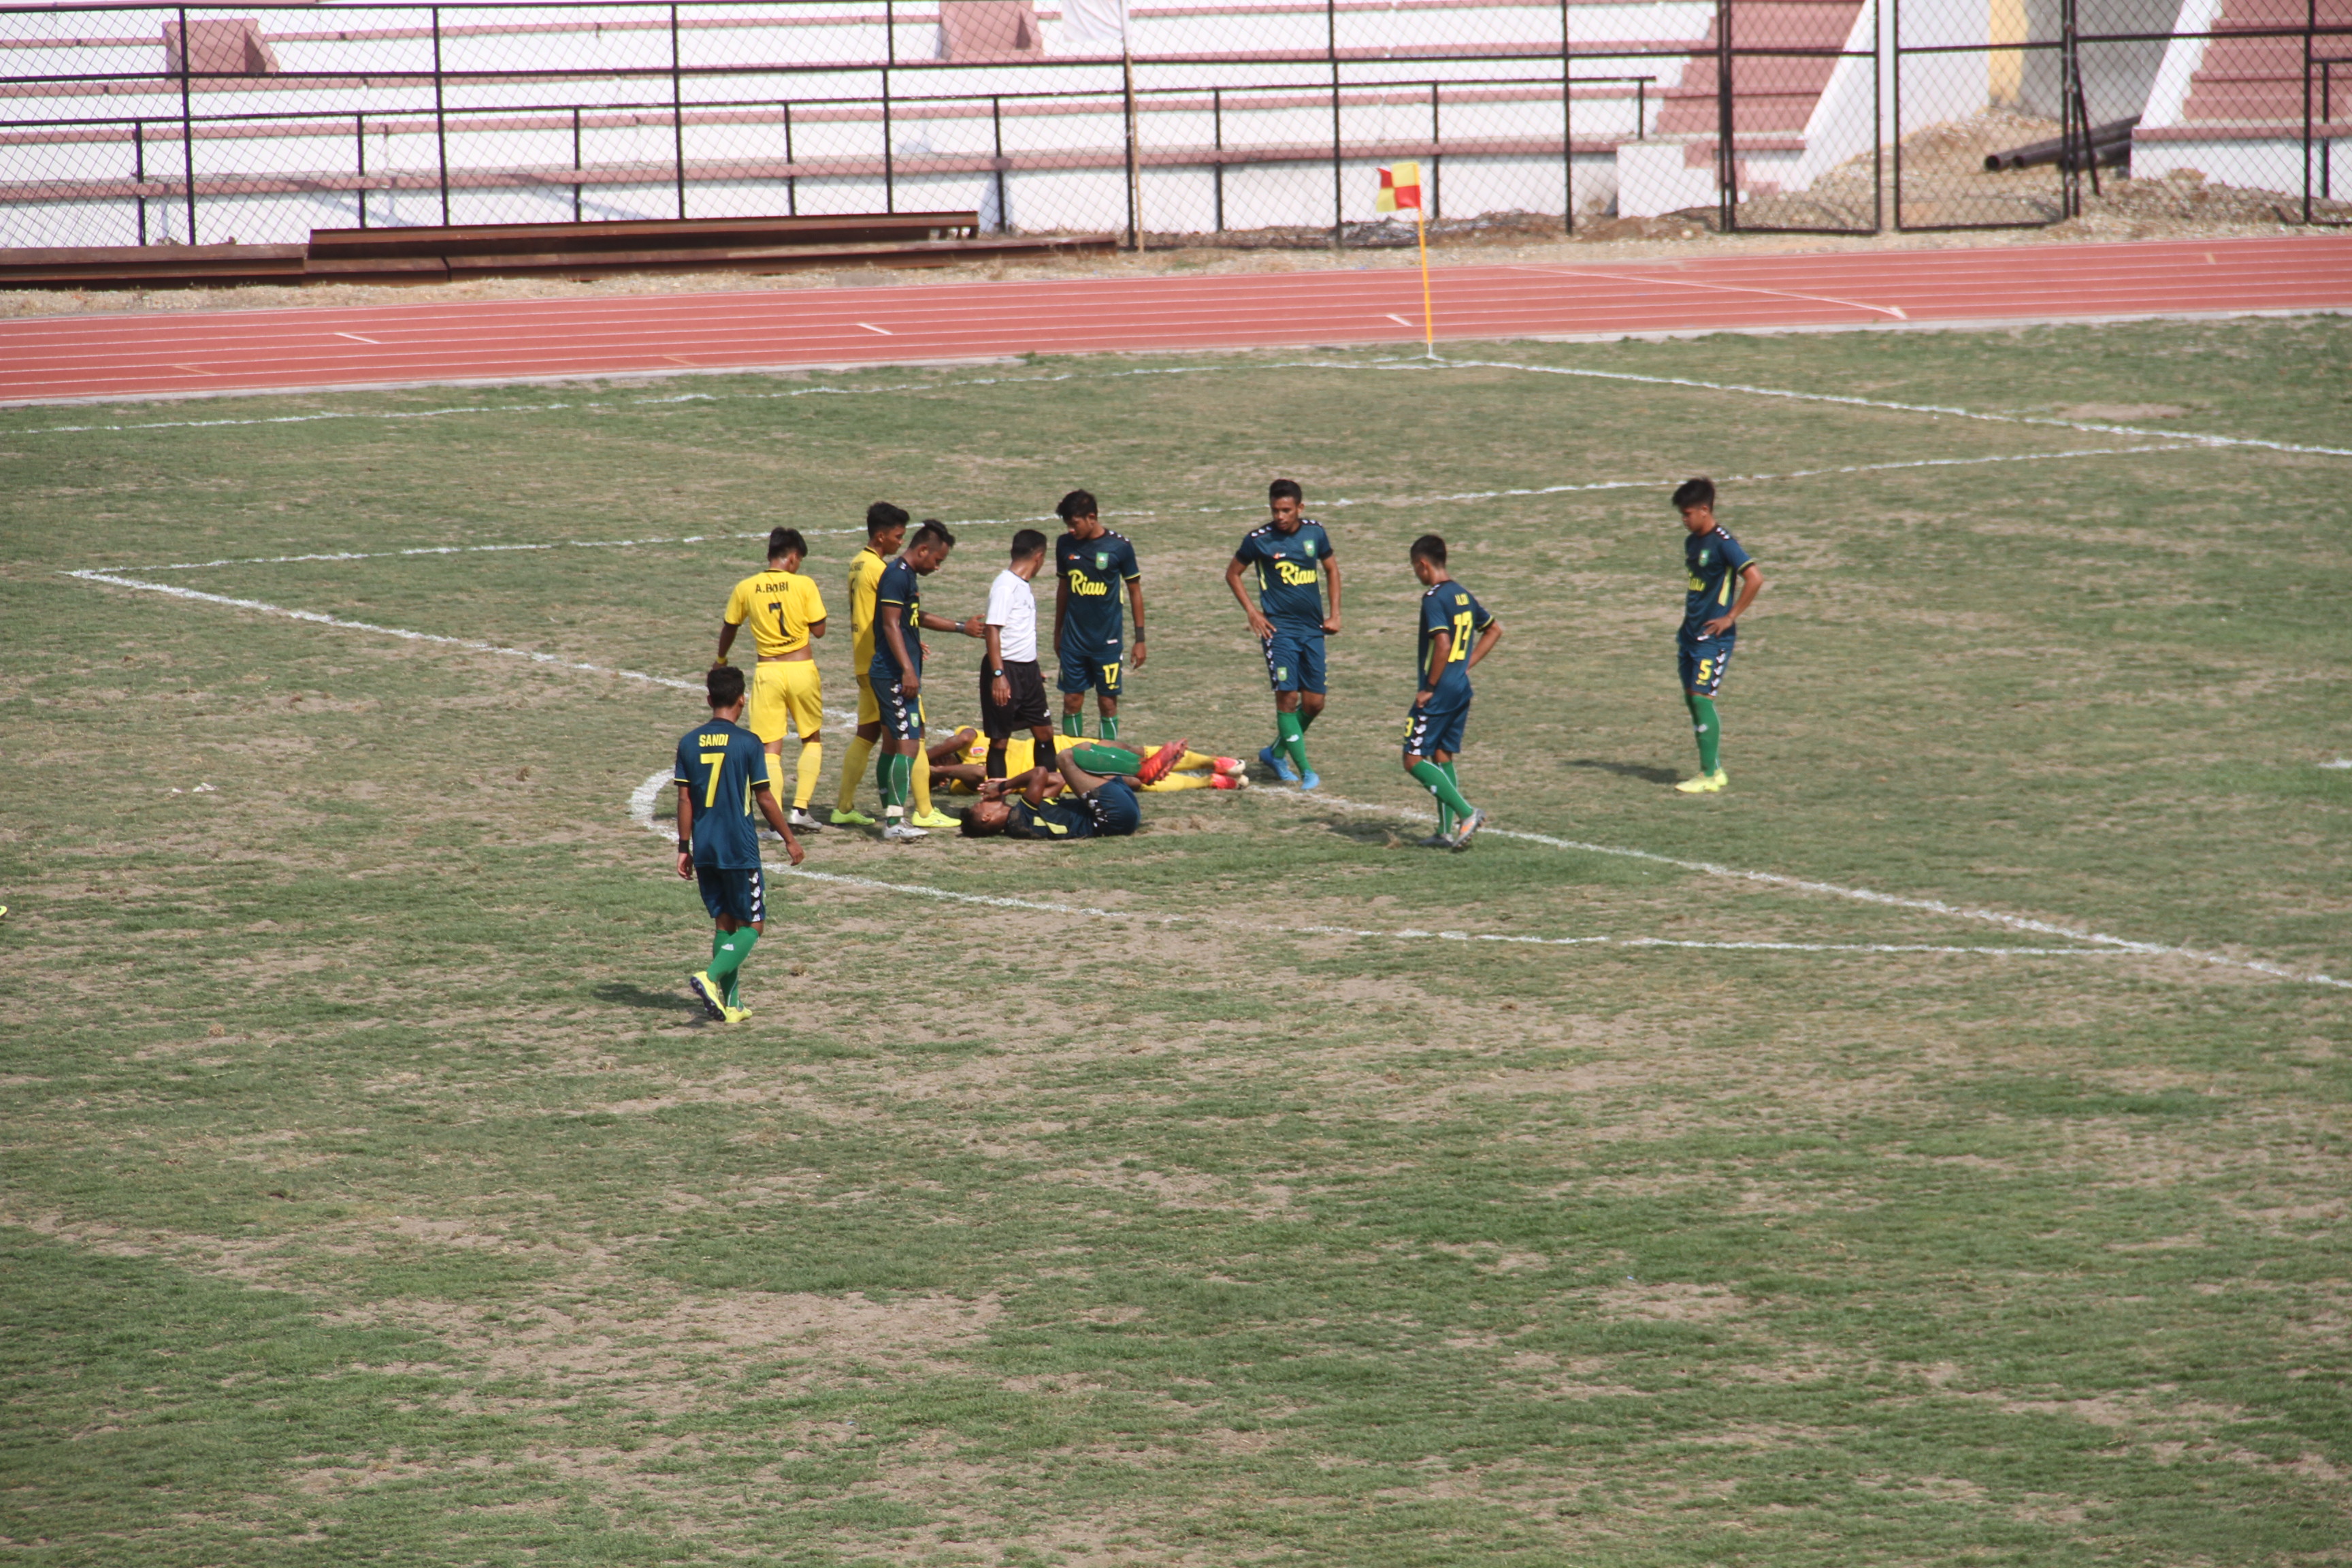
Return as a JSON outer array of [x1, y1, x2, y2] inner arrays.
[[3, 234, 2348, 404]]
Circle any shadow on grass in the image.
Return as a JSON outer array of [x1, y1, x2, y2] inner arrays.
[[593, 981, 703, 1015], [1565, 757, 1682, 785]]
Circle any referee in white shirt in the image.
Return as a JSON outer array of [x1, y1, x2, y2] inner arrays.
[[982, 529, 1057, 780]]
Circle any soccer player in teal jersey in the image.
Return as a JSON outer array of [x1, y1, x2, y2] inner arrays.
[[674, 664, 804, 1022], [1049, 489, 1145, 740], [958, 747, 1145, 841], [1226, 478, 1341, 788], [872, 519, 986, 840], [1671, 477, 1765, 794], [1402, 534, 1501, 850]]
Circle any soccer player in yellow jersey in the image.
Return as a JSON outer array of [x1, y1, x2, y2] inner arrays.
[[714, 527, 830, 832], [924, 726, 1237, 794], [832, 504, 956, 830]]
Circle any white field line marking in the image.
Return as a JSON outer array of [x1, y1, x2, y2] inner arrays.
[[1260, 785, 2350, 990], [94, 442, 2191, 576], [623, 770, 2117, 960], [14, 354, 2337, 460], [1384, 314, 1416, 327], [855, 322, 893, 336], [1504, 263, 1908, 321], [333, 332, 382, 344], [2323, 759, 2352, 770], [1427, 356, 2352, 459]]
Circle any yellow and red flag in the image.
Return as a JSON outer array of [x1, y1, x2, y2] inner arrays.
[[1375, 161, 1422, 213]]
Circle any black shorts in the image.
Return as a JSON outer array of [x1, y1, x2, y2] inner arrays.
[[981, 659, 1051, 739]]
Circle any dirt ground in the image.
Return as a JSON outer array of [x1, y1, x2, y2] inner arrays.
[[4, 110, 2342, 323]]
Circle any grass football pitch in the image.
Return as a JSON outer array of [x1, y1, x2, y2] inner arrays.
[[2, 318, 2349, 1566]]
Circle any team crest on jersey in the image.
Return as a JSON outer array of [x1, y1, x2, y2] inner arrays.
[[1697, 549, 1714, 566]]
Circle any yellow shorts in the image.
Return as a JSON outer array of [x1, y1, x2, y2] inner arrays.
[[855, 672, 880, 727], [749, 660, 823, 745]]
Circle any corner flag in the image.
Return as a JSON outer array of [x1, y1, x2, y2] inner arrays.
[[1375, 161, 1422, 213]]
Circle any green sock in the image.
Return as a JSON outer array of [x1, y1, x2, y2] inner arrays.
[[1062, 711, 1085, 738], [1409, 759, 1474, 820], [1690, 695, 1722, 774], [707, 924, 757, 1001], [875, 747, 897, 808], [1068, 742, 1140, 777], [1100, 713, 1119, 742], [710, 932, 734, 1004], [1436, 761, 1460, 836], [1277, 710, 1311, 777], [1297, 705, 1318, 732], [889, 751, 915, 810]]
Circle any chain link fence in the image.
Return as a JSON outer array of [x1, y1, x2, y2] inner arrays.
[[0, 0, 2344, 253]]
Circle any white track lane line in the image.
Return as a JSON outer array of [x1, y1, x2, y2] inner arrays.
[[1503, 264, 1909, 321], [625, 771, 2119, 962]]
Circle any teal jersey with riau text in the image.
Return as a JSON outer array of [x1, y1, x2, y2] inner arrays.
[[1682, 526, 1755, 640], [672, 718, 768, 868], [1235, 519, 1334, 627], [1055, 529, 1140, 649], [870, 555, 924, 682], [1418, 580, 1494, 704]]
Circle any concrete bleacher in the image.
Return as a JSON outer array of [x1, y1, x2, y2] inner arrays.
[[2134, 0, 2350, 201], [0, 0, 1720, 247]]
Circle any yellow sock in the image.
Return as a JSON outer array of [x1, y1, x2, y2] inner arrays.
[[1141, 770, 1215, 793], [794, 738, 822, 810], [766, 749, 788, 805], [838, 736, 875, 813], [1176, 749, 1219, 772], [913, 749, 934, 815]]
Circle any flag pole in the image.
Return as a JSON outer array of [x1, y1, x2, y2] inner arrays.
[[1414, 206, 1433, 359]]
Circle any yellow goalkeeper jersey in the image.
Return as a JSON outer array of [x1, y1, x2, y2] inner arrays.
[[723, 569, 827, 658], [849, 546, 889, 670]]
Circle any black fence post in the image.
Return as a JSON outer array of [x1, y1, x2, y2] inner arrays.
[[1560, 0, 1573, 232], [572, 106, 582, 221], [134, 119, 148, 245], [883, 0, 895, 214], [990, 95, 1006, 232], [1715, 0, 1737, 231], [356, 113, 368, 227], [670, 3, 686, 219], [783, 101, 796, 216], [1428, 82, 1441, 222], [177, 6, 195, 244], [2304, 0, 2319, 223], [431, 6, 449, 225], [1891, 0, 1906, 229], [1328, 0, 1342, 248], [1212, 86, 1224, 233], [1869, 0, 1882, 233]]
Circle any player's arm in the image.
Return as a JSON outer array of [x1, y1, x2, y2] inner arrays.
[[1417, 627, 1451, 708], [1125, 576, 1147, 669], [878, 600, 920, 696], [985, 623, 1011, 710], [1465, 616, 1502, 671], [1225, 555, 1273, 640], [1053, 572, 1070, 651], [751, 775, 806, 866], [1321, 555, 1343, 636], [1702, 563, 1765, 639], [806, 615, 827, 640], [714, 621, 740, 666], [674, 783, 696, 879]]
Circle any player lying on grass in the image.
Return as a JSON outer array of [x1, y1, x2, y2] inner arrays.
[[958, 748, 1145, 840], [1671, 476, 1765, 795], [923, 727, 1244, 794], [1403, 533, 1500, 851], [673, 664, 805, 1024]]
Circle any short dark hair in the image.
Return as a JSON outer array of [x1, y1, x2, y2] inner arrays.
[[1011, 527, 1048, 560], [1409, 534, 1447, 566], [1269, 478, 1303, 504], [958, 806, 1005, 838], [1056, 489, 1097, 523], [706, 664, 746, 708], [766, 526, 806, 561], [911, 519, 956, 550], [866, 502, 911, 536], [1672, 477, 1716, 510]]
